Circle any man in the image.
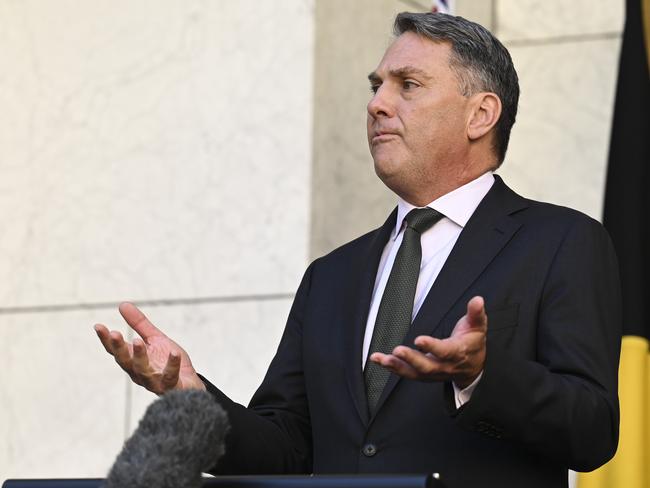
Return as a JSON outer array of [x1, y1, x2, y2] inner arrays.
[[95, 13, 621, 488]]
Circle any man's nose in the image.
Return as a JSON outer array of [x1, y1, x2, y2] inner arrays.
[[367, 85, 395, 119]]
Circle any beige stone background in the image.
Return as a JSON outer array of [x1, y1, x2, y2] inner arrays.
[[0, 0, 623, 481]]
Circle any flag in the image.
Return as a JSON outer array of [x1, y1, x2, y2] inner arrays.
[[431, 0, 453, 15], [578, 0, 650, 487]]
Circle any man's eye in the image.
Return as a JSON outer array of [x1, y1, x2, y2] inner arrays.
[[370, 84, 380, 94], [403, 80, 418, 90]]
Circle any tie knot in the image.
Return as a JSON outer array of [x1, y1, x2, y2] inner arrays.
[[404, 207, 443, 234]]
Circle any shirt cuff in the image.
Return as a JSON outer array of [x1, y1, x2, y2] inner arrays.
[[452, 371, 483, 408]]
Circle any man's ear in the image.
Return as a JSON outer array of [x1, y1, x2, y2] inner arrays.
[[467, 92, 502, 141]]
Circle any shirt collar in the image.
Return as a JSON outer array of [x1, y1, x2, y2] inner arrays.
[[392, 171, 495, 240]]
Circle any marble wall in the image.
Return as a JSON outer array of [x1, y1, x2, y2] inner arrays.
[[495, 0, 624, 221], [0, 0, 313, 478]]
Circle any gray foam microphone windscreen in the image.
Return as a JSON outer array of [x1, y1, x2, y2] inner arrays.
[[105, 389, 229, 488]]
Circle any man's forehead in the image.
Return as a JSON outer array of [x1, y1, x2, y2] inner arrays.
[[372, 33, 452, 76]]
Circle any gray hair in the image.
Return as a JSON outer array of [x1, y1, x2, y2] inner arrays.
[[394, 12, 519, 166]]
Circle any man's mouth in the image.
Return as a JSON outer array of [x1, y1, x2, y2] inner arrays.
[[372, 130, 400, 143]]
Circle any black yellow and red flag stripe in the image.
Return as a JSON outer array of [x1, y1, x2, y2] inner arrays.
[[579, 0, 650, 486]]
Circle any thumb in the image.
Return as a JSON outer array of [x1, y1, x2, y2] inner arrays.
[[119, 302, 165, 341], [466, 296, 487, 329]]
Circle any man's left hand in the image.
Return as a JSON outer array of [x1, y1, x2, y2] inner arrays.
[[369, 296, 487, 389]]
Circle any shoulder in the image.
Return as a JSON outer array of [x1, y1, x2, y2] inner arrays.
[[310, 226, 385, 274], [495, 176, 608, 238], [479, 177, 616, 268], [522, 199, 604, 233], [310, 207, 396, 267]]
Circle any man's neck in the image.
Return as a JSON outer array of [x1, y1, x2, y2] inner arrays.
[[398, 168, 494, 207]]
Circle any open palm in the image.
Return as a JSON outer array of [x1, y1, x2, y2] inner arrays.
[[95, 302, 205, 394]]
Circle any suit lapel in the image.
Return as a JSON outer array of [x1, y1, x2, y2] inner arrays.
[[371, 177, 529, 417], [343, 208, 397, 425]]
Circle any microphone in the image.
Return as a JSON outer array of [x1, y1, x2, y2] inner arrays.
[[104, 389, 229, 488]]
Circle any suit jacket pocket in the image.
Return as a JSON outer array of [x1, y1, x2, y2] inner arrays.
[[486, 304, 519, 351], [486, 304, 519, 332]]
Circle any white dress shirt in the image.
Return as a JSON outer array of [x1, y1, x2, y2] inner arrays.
[[362, 171, 495, 407]]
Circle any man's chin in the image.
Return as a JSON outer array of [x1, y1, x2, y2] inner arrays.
[[373, 159, 421, 199], [374, 162, 404, 190], [373, 156, 403, 179]]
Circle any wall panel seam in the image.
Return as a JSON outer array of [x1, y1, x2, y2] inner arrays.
[[0, 293, 295, 315], [505, 31, 622, 48]]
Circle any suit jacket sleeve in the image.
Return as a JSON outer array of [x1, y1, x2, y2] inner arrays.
[[203, 262, 315, 474], [449, 216, 622, 472]]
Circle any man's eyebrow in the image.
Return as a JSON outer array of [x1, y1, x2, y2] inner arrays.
[[390, 66, 432, 79], [368, 71, 381, 84], [368, 66, 432, 84]]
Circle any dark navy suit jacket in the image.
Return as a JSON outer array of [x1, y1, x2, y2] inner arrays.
[[204, 176, 621, 488]]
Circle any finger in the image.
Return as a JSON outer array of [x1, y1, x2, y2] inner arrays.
[[414, 336, 459, 362], [94, 324, 115, 355], [369, 352, 419, 379], [161, 351, 181, 390], [393, 344, 455, 375], [131, 337, 151, 375], [466, 296, 487, 329], [119, 302, 164, 342], [109, 330, 134, 372]]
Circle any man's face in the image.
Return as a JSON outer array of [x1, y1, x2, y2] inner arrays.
[[367, 32, 472, 202]]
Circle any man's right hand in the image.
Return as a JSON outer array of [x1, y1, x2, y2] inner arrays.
[[94, 302, 206, 394]]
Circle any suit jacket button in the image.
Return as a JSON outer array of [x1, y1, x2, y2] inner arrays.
[[362, 443, 378, 457]]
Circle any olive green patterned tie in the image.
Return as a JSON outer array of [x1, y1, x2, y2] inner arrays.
[[364, 207, 444, 414]]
